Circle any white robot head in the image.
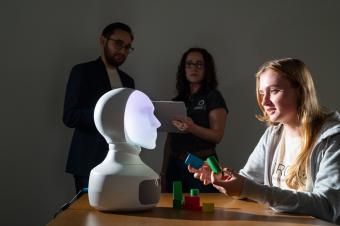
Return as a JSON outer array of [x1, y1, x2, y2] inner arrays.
[[90, 88, 162, 211], [94, 88, 161, 149]]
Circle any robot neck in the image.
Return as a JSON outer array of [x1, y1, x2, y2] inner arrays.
[[109, 142, 141, 154], [106, 143, 143, 164]]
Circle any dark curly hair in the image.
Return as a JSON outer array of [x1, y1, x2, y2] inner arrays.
[[101, 22, 134, 40], [176, 48, 218, 99]]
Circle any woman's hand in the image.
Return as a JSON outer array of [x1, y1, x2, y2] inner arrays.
[[172, 108, 227, 144], [172, 116, 196, 133], [210, 168, 245, 197], [188, 163, 213, 185], [188, 164, 245, 197]]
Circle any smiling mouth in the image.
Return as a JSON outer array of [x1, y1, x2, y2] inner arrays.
[[266, 108, 276, 115]]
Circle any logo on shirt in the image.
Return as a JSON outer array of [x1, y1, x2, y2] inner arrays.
[[193, 99, 206, 110], [274, 163, 289, 186]]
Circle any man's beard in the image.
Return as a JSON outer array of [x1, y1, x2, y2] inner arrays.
[[104, 46, 125, 67]]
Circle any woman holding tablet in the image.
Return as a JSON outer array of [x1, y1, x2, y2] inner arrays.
[[161, 47, 228, 192]]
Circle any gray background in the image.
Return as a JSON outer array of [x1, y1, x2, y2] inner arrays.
[[1, 1, 339, 225]]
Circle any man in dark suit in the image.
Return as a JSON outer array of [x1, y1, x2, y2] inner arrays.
[[63, 22, 135, 193]]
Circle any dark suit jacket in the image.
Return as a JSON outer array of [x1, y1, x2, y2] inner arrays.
[[63, 57, 135, 176]]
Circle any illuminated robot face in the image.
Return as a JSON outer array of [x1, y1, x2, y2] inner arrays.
[[124, 91, 161, 149], [94, 88, 161, 150]]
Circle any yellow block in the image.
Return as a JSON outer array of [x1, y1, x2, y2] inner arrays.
[[202, 202, 214, 213]]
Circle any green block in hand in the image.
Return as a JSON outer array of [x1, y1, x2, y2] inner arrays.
[[206, 156, 221, 174]]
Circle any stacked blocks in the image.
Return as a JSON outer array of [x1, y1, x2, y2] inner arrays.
[[172, 181, 183, 209], [183, 189, 201, 211], [171, 182, 215, 212], [171, 154, 216, 212], [183, 196, 201, 211], [206, 156, 221, 174], [185, 153, 204, 169]]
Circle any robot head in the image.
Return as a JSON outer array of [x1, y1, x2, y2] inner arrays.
[[94, 88, 161, 149]]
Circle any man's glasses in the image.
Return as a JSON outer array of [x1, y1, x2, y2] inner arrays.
[[185, 62, 204, 69], [108, 38, 134, 53]]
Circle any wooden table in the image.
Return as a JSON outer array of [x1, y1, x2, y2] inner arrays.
[[46, 193, 335, 226]]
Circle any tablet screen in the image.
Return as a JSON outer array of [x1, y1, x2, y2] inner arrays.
[[152, 101, 186, 133]]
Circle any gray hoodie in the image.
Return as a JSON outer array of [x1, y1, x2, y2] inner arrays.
[[239, 111, 340, 224]]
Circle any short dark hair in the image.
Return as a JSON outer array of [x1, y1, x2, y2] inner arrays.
[[176, 47, 218, 98], [101, 22, 134, 40]]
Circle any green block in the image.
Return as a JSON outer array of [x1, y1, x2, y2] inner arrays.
[[173, 199, 182, 209], [190, 188, 199, 196], [206, 156, 221, 174], [173, 181, 183, 201]]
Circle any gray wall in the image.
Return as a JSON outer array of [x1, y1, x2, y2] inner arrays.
[[1, 1, 339, 225]]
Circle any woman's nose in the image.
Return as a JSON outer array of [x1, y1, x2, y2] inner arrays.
[[261, 93, 271, 106]]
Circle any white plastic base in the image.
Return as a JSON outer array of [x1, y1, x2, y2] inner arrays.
[[88, 143, 161, 211]]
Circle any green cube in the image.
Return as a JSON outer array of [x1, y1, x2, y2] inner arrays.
[[190, 188, 199, 196]]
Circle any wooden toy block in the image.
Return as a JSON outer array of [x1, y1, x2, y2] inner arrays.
[[183, 195, 201, 210], [202, 202, 215, 213], [173, 199, 183, 209], [185, 153, 204, 169], [190, 188, 199, 196], [206, 156, 221, 174], [173, 181, 183, 201]]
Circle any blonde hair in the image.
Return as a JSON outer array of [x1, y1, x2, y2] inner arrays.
[[255, 58, 327, 190]]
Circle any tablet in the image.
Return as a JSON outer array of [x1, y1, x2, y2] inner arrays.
[[152, 101, 186, 133]]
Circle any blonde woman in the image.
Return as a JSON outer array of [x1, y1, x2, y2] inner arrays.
[[188, 58, 340, 224]]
